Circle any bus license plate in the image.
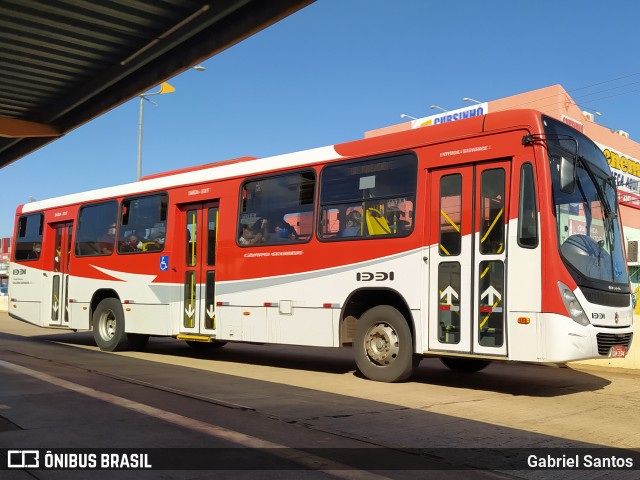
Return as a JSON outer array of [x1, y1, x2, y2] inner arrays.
[[611, 346, 627, 358]]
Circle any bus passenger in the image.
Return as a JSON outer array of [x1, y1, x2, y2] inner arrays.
[[27, 242, 41, 259], [274, 218, 298, 241], [99, 224, 116, 254], [239, 219, 267, 245], [120, 234, 142, 252], [340, 210, 362, 237]]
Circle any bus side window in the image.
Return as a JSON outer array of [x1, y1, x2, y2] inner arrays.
[[118, 194, 168, 254], [518, 163, 538, 248], [75, 201, 118, 256], [238, 171, 315, 246], [318, 153, 417, 241]]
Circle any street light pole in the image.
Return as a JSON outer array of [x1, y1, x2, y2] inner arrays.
[[137, 94, 158, 180], [137, 95, 143, 181], [136, 83, 172, 180], [135, 67, 205, 180]]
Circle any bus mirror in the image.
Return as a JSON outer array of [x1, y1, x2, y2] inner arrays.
[[560, 156, 576, 194]]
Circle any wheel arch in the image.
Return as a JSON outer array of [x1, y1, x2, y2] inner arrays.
[[339, 287, 415, 347]]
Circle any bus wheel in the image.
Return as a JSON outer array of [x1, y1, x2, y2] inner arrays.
[[93, 298, 127, 351], [186, 340, 227, 349], [440, 357, 491, 372], [354, 305, 416, 382]]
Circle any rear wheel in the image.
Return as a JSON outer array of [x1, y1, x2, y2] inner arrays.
[[93, 298, 127, 351], [92, 298, 149, 351], [440, 357, 491, 372], [354, 305, 418, 382]]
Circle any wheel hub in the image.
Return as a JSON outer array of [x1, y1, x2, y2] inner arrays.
[[100, 311, 116, 339], [364, 322, 399, 366]]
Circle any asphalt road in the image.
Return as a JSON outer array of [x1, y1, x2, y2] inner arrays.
[[0, 312, 639, 480]]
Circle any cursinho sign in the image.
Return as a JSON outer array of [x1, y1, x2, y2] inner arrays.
[[410, 103, 489, 129]]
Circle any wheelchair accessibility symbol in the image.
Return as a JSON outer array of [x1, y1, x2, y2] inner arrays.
[[160, 256, 169, 271]]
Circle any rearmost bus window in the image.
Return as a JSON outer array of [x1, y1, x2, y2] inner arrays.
[[14, 213, 44, 261], [319, 153, 417, 240], [75, 201, 118, 256], [238, 171, 315, 246]]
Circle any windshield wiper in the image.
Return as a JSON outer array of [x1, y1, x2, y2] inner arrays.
[[576, 155, 617, 254], [576, 156, 616, 219]]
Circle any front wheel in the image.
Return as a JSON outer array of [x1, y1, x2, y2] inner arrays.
[[354, 305, 418, 382]]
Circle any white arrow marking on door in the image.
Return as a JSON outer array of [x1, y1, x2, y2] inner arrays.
[[481, 286, 501, 304], [185, 305, 195, 318], [52, 303, 59, 313], [440, 286, 459, 304], [206, 305, 215, 319]]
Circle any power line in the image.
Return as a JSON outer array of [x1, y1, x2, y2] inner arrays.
[[494, 72, 640, 112], [566, 72, 640, 94]]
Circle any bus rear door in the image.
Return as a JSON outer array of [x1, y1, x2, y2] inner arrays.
[[178, 202, 219, 337], [48, 221, 73, 326]]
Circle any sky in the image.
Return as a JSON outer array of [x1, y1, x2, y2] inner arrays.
[[1, 0, 639, 237]]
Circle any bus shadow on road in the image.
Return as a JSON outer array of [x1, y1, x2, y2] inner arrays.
[[35, 332, 613, 397], [168, 341, 358, 376], [410, 358, 612, 397]]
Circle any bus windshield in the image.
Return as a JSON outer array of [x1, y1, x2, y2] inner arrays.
[[544, 116, 629, 288]]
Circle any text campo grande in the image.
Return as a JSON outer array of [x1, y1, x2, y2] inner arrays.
[[41, 451, 152, 469], [243, 250, 303, 258], [528, 454, 633, 469]]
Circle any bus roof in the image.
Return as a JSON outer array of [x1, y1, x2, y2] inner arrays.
[[18, 108, 540, 215]]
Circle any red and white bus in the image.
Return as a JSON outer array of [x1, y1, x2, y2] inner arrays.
[[9, 109, 634, 382]]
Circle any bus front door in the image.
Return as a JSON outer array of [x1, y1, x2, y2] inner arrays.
[[49, 221, 73, 326], [178, 202, 219, 337], [427, 162, 510, 357]]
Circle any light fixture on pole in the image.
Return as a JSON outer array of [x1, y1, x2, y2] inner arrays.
[[136, 66, 205, 180], [137, 82, 175, 180], [430, 104, 448, 112], [400, 113, 418, 120], [463, 97, 483, 104]]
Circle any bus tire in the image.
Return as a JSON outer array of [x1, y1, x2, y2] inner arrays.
[[440, 357, 491, 372], [92, 298, 127, 351], [186, 340, 227, 349], [354, 305, 416, 382]]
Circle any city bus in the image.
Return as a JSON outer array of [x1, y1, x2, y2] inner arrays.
[[8, 109, 634, 382]]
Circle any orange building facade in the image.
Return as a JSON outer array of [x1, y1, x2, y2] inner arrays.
[[366, 85, 640, 292]]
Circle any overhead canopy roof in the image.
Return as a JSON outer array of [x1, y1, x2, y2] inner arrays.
[[0, 0, 314, 168]]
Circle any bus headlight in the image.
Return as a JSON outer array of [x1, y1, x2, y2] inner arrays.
[[558, 282, 590, 326]]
